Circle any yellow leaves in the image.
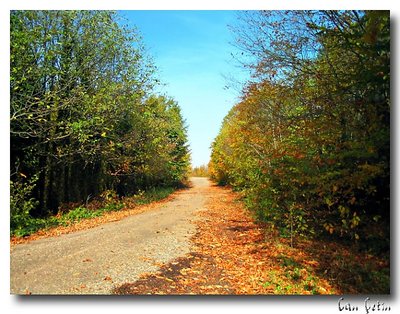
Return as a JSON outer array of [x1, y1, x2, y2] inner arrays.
[[179, 268, 191, 276], [338, 205, 349, 217], [209, 243, 222, 248], [154, 274, 174, 282], [324, 223, 335, 234], [350, 212, 361, 229]]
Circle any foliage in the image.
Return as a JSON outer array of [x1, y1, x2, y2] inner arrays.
[[10, 185, 176, 237], [10, 10, 190, 233], [210, 10, 390, 250], [191, 164, 209, 177], [10, 173, 39, 235], [131, 187, 175, 205]]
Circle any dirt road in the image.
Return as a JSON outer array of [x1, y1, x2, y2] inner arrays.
[[10, 177, 210, 295], [10, 176, 381, 295]]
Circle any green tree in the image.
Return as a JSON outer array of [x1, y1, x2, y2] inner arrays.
[[10, 11, 190, 230]]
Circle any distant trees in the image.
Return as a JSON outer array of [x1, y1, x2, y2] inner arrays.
[[191, 164, 209, 177], [10, 10, 190, 229], [210, 10, 389, 250]]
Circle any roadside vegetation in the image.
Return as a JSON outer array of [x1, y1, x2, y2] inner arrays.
[[11, 10, 390, 295], [11, 186, 176, 238], [209, 9, 390, 282], [10, 11, 190, 237]]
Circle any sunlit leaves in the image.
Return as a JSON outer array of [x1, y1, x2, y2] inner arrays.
[[210, 10, 389, 250], [10, 10, 190, 222]]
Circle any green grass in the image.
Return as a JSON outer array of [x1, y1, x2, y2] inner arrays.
[[131, 186, 175, 205], [11, 202, 124, 237], [11, 186, 176, 238]]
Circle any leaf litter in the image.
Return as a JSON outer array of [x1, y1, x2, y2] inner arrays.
[[113, 183, 389, 295]]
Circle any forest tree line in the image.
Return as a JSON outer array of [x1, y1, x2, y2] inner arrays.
[[10, 11, 190, 234], [209, 11, 390, 251], [190, 164, 209, 177]]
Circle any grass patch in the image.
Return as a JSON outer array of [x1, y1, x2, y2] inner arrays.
[[261, 252, 322, 294], [11, 203, 124, 237], [262, 268, 320, 295], [11, 186, 176, 238], [131, 186, 175, 205]]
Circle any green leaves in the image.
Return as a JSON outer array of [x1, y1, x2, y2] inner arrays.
[[210, 10, 390, 250], [10, 174, 39, 234], [10, 11, 190, 227]]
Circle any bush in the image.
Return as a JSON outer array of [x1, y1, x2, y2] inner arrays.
[[10, 174, 39, 235]]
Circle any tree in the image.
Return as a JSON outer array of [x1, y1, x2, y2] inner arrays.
[[10, 10, 190, 227], [210, 10, 389, 249]]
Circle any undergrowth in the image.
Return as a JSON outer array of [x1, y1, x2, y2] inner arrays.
[[11, 186, 176, 237]]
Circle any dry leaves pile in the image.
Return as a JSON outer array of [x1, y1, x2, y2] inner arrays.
[[114, 185, 333, 295], [114, 184, 389, 295]]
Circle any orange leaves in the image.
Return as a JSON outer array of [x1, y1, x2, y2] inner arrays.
[[114, 184, 338, 295], [303, 260, 319, 268], [113, 184, 387, 295]]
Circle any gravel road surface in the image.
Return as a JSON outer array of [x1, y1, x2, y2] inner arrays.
[[10, 177, 210, 295]]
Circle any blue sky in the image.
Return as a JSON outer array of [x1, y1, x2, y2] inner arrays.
[[120, 10, 248, 167]]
